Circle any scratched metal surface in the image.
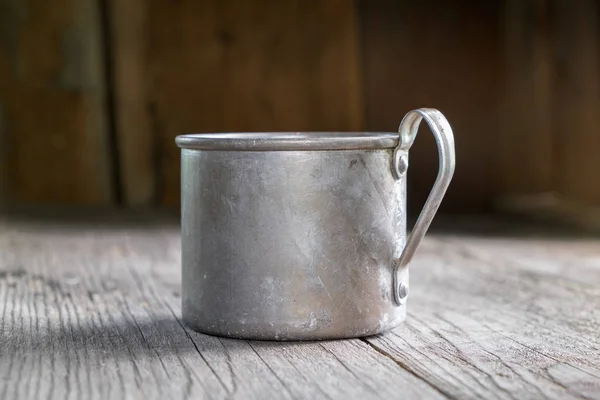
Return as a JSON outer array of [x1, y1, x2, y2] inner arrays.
[[180, 149, 406, 340]]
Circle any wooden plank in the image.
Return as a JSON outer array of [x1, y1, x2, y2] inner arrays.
[[0, 98, 7, 207], [552, 0, 600, 206], [497, 0, 554, 199], [110, 0, 363, 207], [0, 0, 114, 205], [360, 0, 502, 213], [107, 0, 155, 206], [1, 214, 600, 398]]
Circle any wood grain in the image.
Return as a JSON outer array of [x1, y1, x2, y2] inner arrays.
[[0, 0, 114, 205], [1, 214, 599, 399], [360, 0, 502, 213], [366, 235, 600, 399], [110, 0, 363, 207]]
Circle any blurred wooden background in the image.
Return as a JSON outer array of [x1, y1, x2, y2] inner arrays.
[[0, 0, 599, 224]]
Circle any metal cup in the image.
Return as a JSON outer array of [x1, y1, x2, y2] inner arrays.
[[176, 108, 455, 340]]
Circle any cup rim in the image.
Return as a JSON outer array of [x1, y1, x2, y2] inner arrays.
[[175, 132, 399, 151]]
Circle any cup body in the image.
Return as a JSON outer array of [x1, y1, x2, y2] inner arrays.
[[180, 147, 407, 340]]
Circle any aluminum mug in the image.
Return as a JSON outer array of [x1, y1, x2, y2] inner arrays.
[[176, 108, 455, 341]]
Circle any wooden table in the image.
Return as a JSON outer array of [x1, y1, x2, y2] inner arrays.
[[1, 213, 599, 399]]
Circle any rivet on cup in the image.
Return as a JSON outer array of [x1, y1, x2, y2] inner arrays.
[[396, 280, 409, 305], [393, 152, 409, 178]]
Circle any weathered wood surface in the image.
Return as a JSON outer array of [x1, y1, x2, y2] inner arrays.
[[1, 214, 600, 399]]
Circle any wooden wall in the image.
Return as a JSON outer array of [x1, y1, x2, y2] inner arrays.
[[1, 0, 599, 221], [497, 0, 600, 228], [361, 0, 502, 213], [0, 0, 114, 205], [109, 0, 363, 207]]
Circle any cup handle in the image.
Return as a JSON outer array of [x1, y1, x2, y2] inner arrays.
[[392, 108, 456, 305]]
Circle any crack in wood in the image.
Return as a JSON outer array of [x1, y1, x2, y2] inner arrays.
[[359, 337, 459, 400], [248, 341, 298, 400], [164, 301, 230, 395], [388, 329, 489, 399]]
